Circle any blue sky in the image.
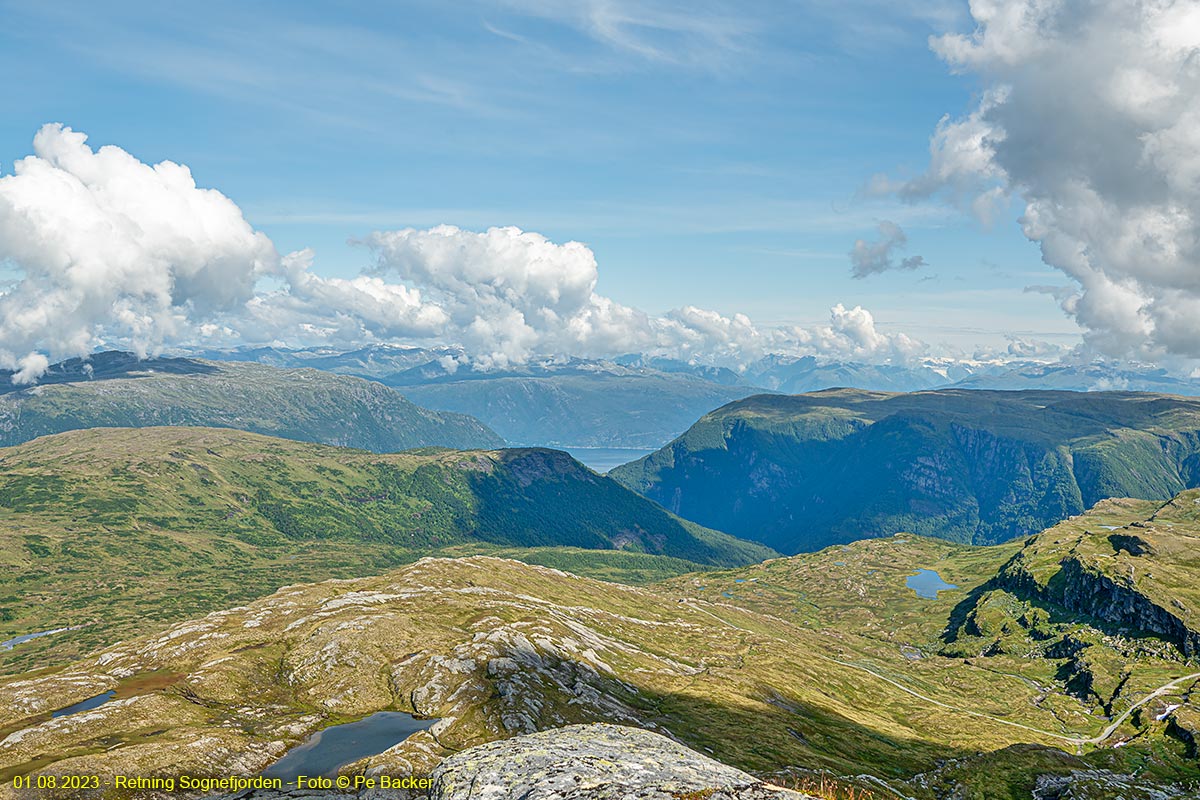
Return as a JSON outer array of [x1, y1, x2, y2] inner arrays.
[[0, 0, 1089, 363]]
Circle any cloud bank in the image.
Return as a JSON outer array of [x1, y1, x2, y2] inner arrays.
[[0, 125, 925, 381], [899, 0, 1200, 359]]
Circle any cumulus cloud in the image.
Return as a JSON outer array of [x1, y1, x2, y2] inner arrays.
[[0, 125, 930, 376], [772, 304, 926, 363], [898, 0, 1200, 359], [0, 123, 278, 379], [1003, 335, 1070, 360], [361, 225, 925, 366], [11, 353, 50, 386], [363, 225, 618, 366], [848, 220, 928, 278]]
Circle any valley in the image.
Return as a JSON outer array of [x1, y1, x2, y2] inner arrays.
[[1, 490, 1197, 798], [0, 427, 770, 673], [1, 375, 1199, 798]]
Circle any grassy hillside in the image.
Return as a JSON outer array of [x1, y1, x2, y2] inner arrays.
[[943, 492, 1200, 676], [0, 427, 773, 671], [3, 495, 1196, 798], [0, 352, 502, 451], [611, 389, 1200, 553], [662, 496, 1200, 796]]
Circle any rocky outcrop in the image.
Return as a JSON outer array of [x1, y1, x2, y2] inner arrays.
[[429, 724, 814, 800], [1031, 769, 1195, 799], [992, 552, 1200, 658], [1056, 558, 1200, 657], [205, 725, 814, 800]]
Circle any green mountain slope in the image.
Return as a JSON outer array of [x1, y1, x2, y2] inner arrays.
[[663, 495, 1200, 796], [3, 495, 1196, 798], [0, 427, 773, 670], [943, 492, 1200, 666], [611, 389, 1200, 553], [0, 352, 502, 451]]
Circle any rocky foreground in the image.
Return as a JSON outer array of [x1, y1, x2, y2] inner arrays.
[[210, 724, 816, 800]]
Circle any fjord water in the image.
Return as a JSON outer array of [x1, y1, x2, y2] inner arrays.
[[906, 569, 958, 599], [562, 447, 654, 473], [262, 712, 437, 779]]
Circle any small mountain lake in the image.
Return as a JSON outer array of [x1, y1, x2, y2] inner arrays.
[[906, 569, 958, 599], [0, 626, 79, 651], [53, 692, 115, 718], [262, 712, 437, 779], [562, 448, 655, 473]]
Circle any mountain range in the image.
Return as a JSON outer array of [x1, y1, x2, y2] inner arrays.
[[189, 345, 1200, 450], [384, 359, 755, 449], [0, 352, 501, 452], [611, 389, 1200, 553]]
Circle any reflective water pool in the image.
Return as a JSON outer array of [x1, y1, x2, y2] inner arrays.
[[262, 712, 437, 779], [906, 569, 958, 599], [52, 692, 115, 718]]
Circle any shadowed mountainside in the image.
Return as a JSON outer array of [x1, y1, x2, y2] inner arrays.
[[611, 389, 1200, 553]]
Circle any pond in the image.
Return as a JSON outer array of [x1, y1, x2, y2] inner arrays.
[[906, 569, 958, 599], [0, 626, 79, 651], [262, 712, 437, 779], [53, 692, 115, 718]]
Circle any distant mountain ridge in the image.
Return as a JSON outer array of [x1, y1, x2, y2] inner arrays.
[[192, 344, 1200, 396], [189, 346, 1200, 450], [611, 389, 1200, 553], [0, 351, 502, 451], [386, 360, 758, 449], [189, 346, 765, 448]]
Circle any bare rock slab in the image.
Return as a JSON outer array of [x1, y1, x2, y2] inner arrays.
[[429, 724, 813, 800]]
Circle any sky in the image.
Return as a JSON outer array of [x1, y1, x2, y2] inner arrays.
[[0, 0, 1196, 379]]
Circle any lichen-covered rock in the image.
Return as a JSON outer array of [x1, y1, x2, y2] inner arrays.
[[1031, 769, 1196, 799], [429, 724, 813, 800]]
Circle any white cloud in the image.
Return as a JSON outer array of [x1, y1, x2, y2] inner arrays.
[[772, 304, 925, 363], [11, 353, 50, 386], [898, 0, 1200, 359], [848, 220, 928, 278], [0, 125, 930, 376], [0, 123, 278, 378], [363, 224, 925, 366]]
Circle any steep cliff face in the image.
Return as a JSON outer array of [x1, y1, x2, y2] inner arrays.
[[1052, 558, 1200, 658], [944, 495, 1200, 663], [612, 390, 1200, 553]]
